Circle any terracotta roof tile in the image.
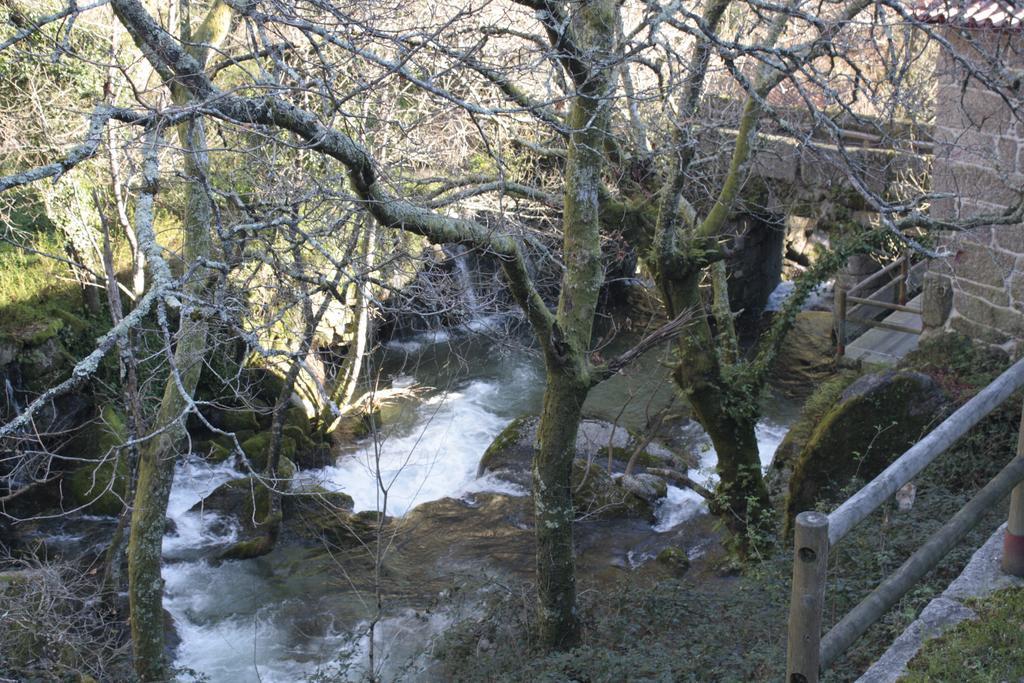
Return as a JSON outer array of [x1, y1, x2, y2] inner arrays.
[[915, 0, 1024, 29]]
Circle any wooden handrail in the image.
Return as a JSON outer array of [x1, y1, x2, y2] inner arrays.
[[786, 358, 1024, 683], [847, 256, 907, 296], [845, 296, 921, 314], [828, 356, 1024, 545], [850, 317, 921, 336], [820, 455, 1024, 669]]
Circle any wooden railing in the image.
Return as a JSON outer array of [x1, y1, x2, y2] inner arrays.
[[834, 254, 924, 357], [785, 357, 1024, 683]]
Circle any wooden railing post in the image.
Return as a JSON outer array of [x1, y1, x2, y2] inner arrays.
[[897, 255, 909, 306], [786, 511, 830, 683], [1003, 401, 1024, 576], [834, 285, 848, 358]]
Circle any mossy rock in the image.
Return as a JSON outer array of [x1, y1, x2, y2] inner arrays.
[[192, 476, 273, 525], [572, 460, 650, 520], [476, 415, 536, 480], [784, 370, 949, 529], [207, 441, 233, 464], [1, 316, 63, 346], [656, 545, 690, 575], [771, 311, 837, 396], [65, 405, 129, 515], [284, 405, 313, 435], [286, 499, 384, 548], [190, 476, 279, 559], [283, 485, 355, 518], [478, 415, 673, 519], [218, 533, 277, 561], [240, 432, 296, 473], [66, 458, 129, 516], [277, 456, 297, 481], [765, 371, 859, 500], [17, 337, 73, 390], [216, 409, 263, 433]]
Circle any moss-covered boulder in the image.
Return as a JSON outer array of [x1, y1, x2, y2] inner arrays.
[[285, 499, 383, 548], [65, 405, 130, 515], [239, 432, 296, 474], [478, 415, 674, 519], [190, 476, 279, 560], [655, 545, 691, 576], [765, 371, 859, 501], [771, 311, 837, 396], [784, 370, 949, 528], [214, 408, 263, 434]]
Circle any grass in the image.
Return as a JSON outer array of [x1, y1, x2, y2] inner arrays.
[[902, 586, 1024, 682]]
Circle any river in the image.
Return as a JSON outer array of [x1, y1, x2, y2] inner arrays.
[[161, 329, 796, 681]]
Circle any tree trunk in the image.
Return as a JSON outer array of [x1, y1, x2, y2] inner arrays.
[[533, 370, 588, 648], [532, 0, 617, 650], [125, 4, 231, 679], [662, 272, 772, 550]]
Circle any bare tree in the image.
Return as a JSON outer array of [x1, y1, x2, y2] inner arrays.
[[3, 0, 1024, 675]]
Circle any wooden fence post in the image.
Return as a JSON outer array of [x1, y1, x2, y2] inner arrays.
[[834, 286, 847, 358], [786, 511, 830, 683], [897, 255, 909, 306], [1003, 402, 1024, 576]]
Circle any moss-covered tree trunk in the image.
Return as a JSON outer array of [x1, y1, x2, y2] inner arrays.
[[124, 3, 231, 679], [533, 371, 589, 647], [532, 0, 617, 649], [659, 268, 772, 548]]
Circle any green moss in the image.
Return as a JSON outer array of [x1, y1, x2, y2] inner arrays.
[[903, 587, 1024, 682], [218, 409, 262, 433], [207, 441, 232, 463], [477, 415, 533, 476], [656, 546, 690, 575], [66, 457, 129, 516], [238, 432, 296, 475], [784, 371, 947, 529], [218, 533, 277, 560], [277, 456, 296, 481], [66, 405, 129, 515], [767, 371, 859, 498]]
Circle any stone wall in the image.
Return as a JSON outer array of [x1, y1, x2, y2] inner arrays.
[[927, 29, 1024, 351]]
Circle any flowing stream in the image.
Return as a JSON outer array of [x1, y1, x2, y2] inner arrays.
[[161, 329, 797, 681]]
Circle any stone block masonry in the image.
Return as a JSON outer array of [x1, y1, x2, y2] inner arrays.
[[928, 29, 1024, 353]]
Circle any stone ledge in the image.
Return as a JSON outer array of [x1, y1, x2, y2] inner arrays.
[[855, 524, 1023, 683]]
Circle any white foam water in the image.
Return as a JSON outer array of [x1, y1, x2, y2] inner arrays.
[[654, 419, 790, 532], [300, 380, 525, 516]]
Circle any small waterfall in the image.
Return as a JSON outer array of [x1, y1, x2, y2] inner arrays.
[[447, 244, 481, 319], [3, 376, 22, 417]]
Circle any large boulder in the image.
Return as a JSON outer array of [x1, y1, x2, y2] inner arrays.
[[280, 485, 382, 549], [477, 416, 677, 520], [189, 476, 279, 560], [784, 370, 949, 528], [771, 311, 837, 395], [765, 372, 859, 501], [65, 404, 130, 516]]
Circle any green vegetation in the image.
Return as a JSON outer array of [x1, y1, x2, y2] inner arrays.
[[0, 231, 86, 340], [903, 586, 1024, 682]]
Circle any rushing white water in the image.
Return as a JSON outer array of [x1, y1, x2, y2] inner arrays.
[[160, 333, 795, 681], [765, 279, 833, 312], [302, 380, 528, 516], [162, 363, 540, 682], [653, 419, 790, 532]]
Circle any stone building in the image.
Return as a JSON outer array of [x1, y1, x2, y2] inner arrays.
[[918, 0, 1024, 351]]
